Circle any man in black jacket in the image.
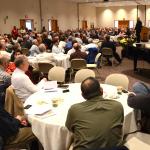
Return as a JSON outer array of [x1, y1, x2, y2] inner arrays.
[[0, 106, 35, 149], [135, 17, 142, 43], [100, 35, 122, 65]]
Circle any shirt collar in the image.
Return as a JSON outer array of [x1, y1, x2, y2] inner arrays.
[[15, 68, 25, 74], [87, 95, 104, 102]]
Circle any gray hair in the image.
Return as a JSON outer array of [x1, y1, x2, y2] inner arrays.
[[0, 55, 9, 66], [88, 38, 93, 43], [39, 43, 46, 53], [14, 55, 28, 68], [32, 39, 38, 45]]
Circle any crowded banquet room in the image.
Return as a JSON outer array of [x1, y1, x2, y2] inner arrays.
[[1, 0, 150, 150]]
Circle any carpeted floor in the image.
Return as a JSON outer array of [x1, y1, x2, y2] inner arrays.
[[95, 58, 150, 91]]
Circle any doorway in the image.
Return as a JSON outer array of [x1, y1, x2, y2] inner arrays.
[[82, 20, 87, 30], [48, 19, 59, 32], [20, 19, 34, 30]]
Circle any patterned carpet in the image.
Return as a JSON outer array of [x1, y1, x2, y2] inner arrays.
[[95, 58, 150, 91]]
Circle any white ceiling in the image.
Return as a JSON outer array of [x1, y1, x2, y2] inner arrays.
[[69, 0, 150, 7]]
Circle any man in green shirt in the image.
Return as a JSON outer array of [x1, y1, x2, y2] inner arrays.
[[65, 77, 124, 150]]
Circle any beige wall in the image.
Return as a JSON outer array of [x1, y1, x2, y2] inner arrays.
[[0, 0, 97, 33], [0, 0, 40, 34], [41, 0, 78, 31], [146, 6, 150, 27], [96, 6, 137, 28], [79, 4, 97, 29], [1, 0, 150, 34]]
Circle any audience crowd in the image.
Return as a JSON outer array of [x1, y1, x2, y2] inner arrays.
[[0, 25, 149, 150]]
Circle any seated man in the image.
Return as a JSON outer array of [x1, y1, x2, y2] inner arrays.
[[52, 40, 64, 54], [0, 55, 11, 87], [0, 56, 11, 107], [70, 43, 87, 61], [0, 106, 36, 149], [36, 43, 55, 65], [66, 77, 124, 150], [11, 55, 46, 101], [84, 38, 98, 50], [29, 39, 40, 56], [0, 41, 11, 59], [128, 82, 150, 133], [100, 35, 122, 65]]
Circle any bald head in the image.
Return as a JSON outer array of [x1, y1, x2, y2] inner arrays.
[[73, 43, 80, 51], [81, 77, 103, 100], [39, 43, 46, 53]]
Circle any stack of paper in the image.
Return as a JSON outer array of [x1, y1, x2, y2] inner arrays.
[[44, 81, 58, 92], [25, 104, 52, 115]]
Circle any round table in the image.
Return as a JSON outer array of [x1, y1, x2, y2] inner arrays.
[[24, 83, 136, 150], [28, 53, 70, 70]]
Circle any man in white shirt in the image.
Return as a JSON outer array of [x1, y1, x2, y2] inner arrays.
[[0, 41, 11, 59], [67, 43, 87, 55], [36, 43, 56, 65], [84, 38, 98, 50], [11, 55, 46, 101], [29, 39, 40, 56], [75, 33, 83, 45], [52, 40, 64, 54]]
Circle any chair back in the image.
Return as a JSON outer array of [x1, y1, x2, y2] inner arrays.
[[38, 63, 54, 74], [105, 73, 129, 90], [5, 86, 24, 117], [0, 84, 7, 107], [87, 48, 98, 64], [75, 69, 95, 83], [21, 48, 29, 56], [0, 80, 3, 84], [95, 53, 101, 64], [71, 59, 87, 70], [102, 47, 113, 56], [0, 136, 4, 150], [48, 66, 66, 83]]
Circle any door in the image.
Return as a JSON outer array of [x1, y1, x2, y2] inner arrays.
[[82, 20, 87, 30], [20, 19, 34, 30], [49, 19, 58, 32]]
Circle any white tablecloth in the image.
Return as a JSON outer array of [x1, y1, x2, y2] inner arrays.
[[28, 53, 70, 70], [24, 83, 137, 150]]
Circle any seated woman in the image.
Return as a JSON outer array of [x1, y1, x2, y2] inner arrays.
[[6, 49, 22, 74]]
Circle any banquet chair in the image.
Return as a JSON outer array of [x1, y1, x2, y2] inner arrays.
[[0, 80, 3, 84], [101, 47, 114, 66], [70, 59, 87, 82], [38, 62, 54, 77], [87, 47, 98, 64], [87, 53, 101, 76], [5, 86, 24, 117], [48, 66, 66, 83], [74, 69, 95, 83], [0, 136, 3, 150], [0, 83, 7, 108], [22, 48, 29, 56], [105, 73, 129, 90]]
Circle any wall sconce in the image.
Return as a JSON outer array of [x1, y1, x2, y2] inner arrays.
[[4, 16, 8, 24]]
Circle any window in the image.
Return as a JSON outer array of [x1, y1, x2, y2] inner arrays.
[[148, 20, 150, 27], [48, 20, 52, 31], [129, 20, 134, 28], [114, 20, 118, 28], [26, 20, 32, 30]]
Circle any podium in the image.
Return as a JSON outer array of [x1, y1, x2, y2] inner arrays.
[[141, 26, 149, 42]]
